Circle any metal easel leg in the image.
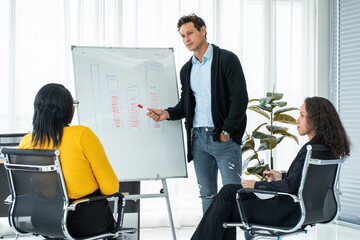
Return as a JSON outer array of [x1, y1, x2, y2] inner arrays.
[[162, 179, 177, 240]]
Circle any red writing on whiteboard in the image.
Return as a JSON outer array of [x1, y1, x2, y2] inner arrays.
[[129, 102, 140, 128], [149, 91, 160, 128], [111, 95, 121, 128]]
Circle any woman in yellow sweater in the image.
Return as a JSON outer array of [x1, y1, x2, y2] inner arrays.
[[19, 83, 119, 238]]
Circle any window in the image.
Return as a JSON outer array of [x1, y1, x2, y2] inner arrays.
[[0, 0, 317, 227], [330, 0, 360, 226]]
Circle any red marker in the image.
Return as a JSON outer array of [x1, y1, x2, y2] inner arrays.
[[137, 104, 149, 113]]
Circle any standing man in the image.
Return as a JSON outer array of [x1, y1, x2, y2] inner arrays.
[[147, 14, 248, 213]]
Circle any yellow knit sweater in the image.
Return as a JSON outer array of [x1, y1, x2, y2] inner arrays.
[[19, 125, 119, 199]]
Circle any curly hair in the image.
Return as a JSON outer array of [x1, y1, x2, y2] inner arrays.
[[177, 13, 207, 39], [305, 96, 350, 158]]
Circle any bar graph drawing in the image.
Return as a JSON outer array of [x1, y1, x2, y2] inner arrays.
[[126, 86, 141, 131], [146, 61, 163, 131], [90, 64, 104, 130], [107, 78, 122, 129], [72, 46, 187, 182]]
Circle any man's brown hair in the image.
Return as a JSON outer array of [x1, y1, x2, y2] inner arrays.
[[177, 13, 207, 38]]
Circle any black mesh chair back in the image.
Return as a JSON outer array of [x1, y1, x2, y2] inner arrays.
[[300, 145, 340, 226], [225, 144, 345, 239], [0, 133, 27, 233], [2, 148, 68, 238]]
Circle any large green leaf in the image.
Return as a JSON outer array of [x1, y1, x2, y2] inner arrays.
[[242, 133, 251, 142], [257, 137, 278, 151], [248, 105, 270, 119], [270, 101, 287, 108], [266, 125, 288, 133], [254, 123, 267, 132], [275, 130, 299, 144], [277, 136, 286, 144], [260, 138, 277, 147], [247, 164, 270, 175], [273, 129, 289, 135], [266, 92, 283, 100], [249, 99, 260, 103], [259, 97, 272, 106], [257, 141, 269, 151], [244, 153, 259, 163], [241, 138, 255, 153], [252, 131, 274, 139], [273, 114, 297, 124], [274, 107, 298, 115], [258, 104, 273, 112], [259, 96, 280, 106]]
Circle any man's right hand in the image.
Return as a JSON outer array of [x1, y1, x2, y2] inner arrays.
[[147, 108, 170, 122]]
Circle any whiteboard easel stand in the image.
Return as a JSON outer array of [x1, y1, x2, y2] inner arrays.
[[124, 178, 177, 240]]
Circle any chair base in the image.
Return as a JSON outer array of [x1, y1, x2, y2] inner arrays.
[[249, 228, 308, 239], [105, 228, 137, 240], [223, 222, 309, 240]]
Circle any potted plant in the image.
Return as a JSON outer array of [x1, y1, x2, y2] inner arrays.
[[241, 90, 299, 180]]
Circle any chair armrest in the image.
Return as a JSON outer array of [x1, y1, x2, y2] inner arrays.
[[67, 192, 124, 211], [67, 192, 125, 233], [237, 188, 299, 202], [86, 192, 124, 204], [236, 188, 300, 229], [238, 188, 279, 196]]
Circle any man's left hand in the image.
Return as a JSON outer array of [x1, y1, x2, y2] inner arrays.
[[219, 131, 230, 142]]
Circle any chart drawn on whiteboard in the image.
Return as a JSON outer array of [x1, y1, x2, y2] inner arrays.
[[72, 46, 187, 181], [127, 85, 141, 131], [145, 61, 163, 131], [107, 78, 123, 130], [90, 64, 104, 130]]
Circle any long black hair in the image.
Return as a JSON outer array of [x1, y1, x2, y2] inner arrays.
[[305, 96, 351, 158], [32, 83, 74, 147]]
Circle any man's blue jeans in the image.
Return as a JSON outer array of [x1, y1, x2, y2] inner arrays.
[[192, 127, 242, 214]]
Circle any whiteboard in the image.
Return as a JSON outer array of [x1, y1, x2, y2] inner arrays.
[[72, 46, 187, 181]]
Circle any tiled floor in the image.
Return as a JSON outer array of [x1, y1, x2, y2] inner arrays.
[[141, 223, 360, 240], [1, 222, 360, 239]]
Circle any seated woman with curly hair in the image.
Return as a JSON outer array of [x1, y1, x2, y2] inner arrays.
[[191, 96, 351, 240]]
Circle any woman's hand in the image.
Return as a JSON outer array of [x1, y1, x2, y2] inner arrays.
[[263, 170, 282, 181], [241, 180, 256, 189]]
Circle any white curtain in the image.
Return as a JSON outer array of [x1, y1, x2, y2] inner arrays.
[[0, 0, 316, 228]]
